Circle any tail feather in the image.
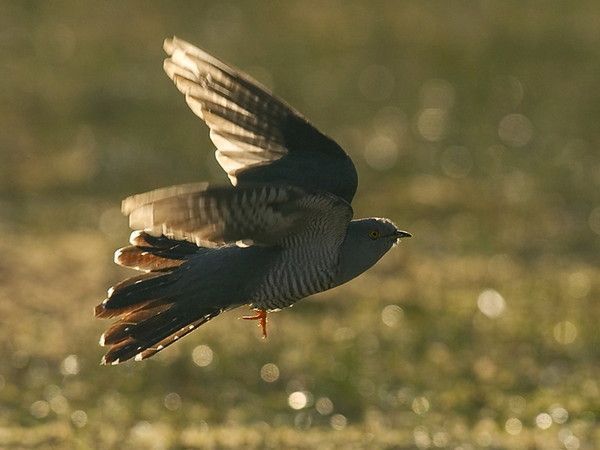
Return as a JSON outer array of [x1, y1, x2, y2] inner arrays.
[[128, 231, 200, 252], [110, 272, 164, 293], [114, 246, 185, 272], [97, 231, 253, 364], [135, 310, 222, 361], [95, 271, 179, 318], [114, 231, 203, 272], [101, 301, 172, 345], [100, 303, 222, 364]]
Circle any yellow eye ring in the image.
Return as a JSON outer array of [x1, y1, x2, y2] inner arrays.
[[369, 230, 380, 239]]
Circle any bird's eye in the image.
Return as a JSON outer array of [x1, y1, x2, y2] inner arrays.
[[369, 230, 380, 239]]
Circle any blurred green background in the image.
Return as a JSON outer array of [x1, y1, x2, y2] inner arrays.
[[1, 1, 599, 448]]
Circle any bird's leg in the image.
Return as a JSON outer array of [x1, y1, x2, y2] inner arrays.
[[242, 308, 268, 338]]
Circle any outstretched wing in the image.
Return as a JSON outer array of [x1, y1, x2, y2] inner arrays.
[[163, 36, 358, 204], [122, 182, 353, 248]]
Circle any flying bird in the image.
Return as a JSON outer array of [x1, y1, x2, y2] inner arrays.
[[96, 36, 411, 364]]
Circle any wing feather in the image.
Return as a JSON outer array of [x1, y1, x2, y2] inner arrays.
[[122, 183, 352, 248], [163, 36, 358, 203]]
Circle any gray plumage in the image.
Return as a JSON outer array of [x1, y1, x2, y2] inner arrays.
[[96, 37, 411, 365]]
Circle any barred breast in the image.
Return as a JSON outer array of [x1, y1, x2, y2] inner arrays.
[[249, 196, 346, 311], [250, 244, 338, 310]]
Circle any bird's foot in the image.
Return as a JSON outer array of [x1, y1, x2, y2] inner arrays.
[[242, 308, 268, 338]]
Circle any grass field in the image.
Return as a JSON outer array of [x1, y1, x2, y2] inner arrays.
[[1, 1, 599, 448]]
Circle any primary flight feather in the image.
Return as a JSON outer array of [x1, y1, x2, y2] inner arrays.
[[96, 36, 411, 365]]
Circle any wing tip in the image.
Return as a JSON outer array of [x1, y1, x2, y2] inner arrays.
[[121, 182, 210, 216], [127, 204, 153, 231], [163, 36, 179, 54], [164, 36, 201, 58]]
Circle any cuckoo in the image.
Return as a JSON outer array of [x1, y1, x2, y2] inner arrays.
[[96, 37, 412, 364]]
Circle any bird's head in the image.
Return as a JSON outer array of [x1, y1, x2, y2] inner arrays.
[[335, 217, 411, 286], [361, 217, 412, 246]]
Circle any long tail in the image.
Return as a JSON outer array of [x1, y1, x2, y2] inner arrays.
[[96, 232, 223, 365]]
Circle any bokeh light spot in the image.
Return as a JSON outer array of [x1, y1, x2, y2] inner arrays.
[[192, 345, 213, 367], [50, 395, 68, 415], [505, 418, 522, 435], [473, 356, 497, 380], [60, 354, 80, 376], [260, 363, 280, 383], [553, 321, 578, 344], [372, 106, 408, 138], [412, 396, 430, 415], [417, 108, 448, 142], [288, 391, 308, 410], [498, 113, 533, 147], [566, 272, 591, 299], [477, 289, 506, 318], [315, 397, 334, 415], [330, 413, 347, 430], [364, 134, 398, 171], [413, 426, 431, 448], [71, 410, 88, 428], [549, 404, 569, 424], [30, 400, 50, 419], [535, 412, 552, 429], [164, 392, 182, 411], [508, 395, 526, 414], [588, 206, 600, 235], [563, 435, 581, 450], [381, 304, 403, 327], [432, 431, 449, 447], [420, 79, 455, 110], [334, 327, 355, 342]]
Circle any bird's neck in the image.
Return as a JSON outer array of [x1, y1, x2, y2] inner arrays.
[[334, 234, 378, 287]]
